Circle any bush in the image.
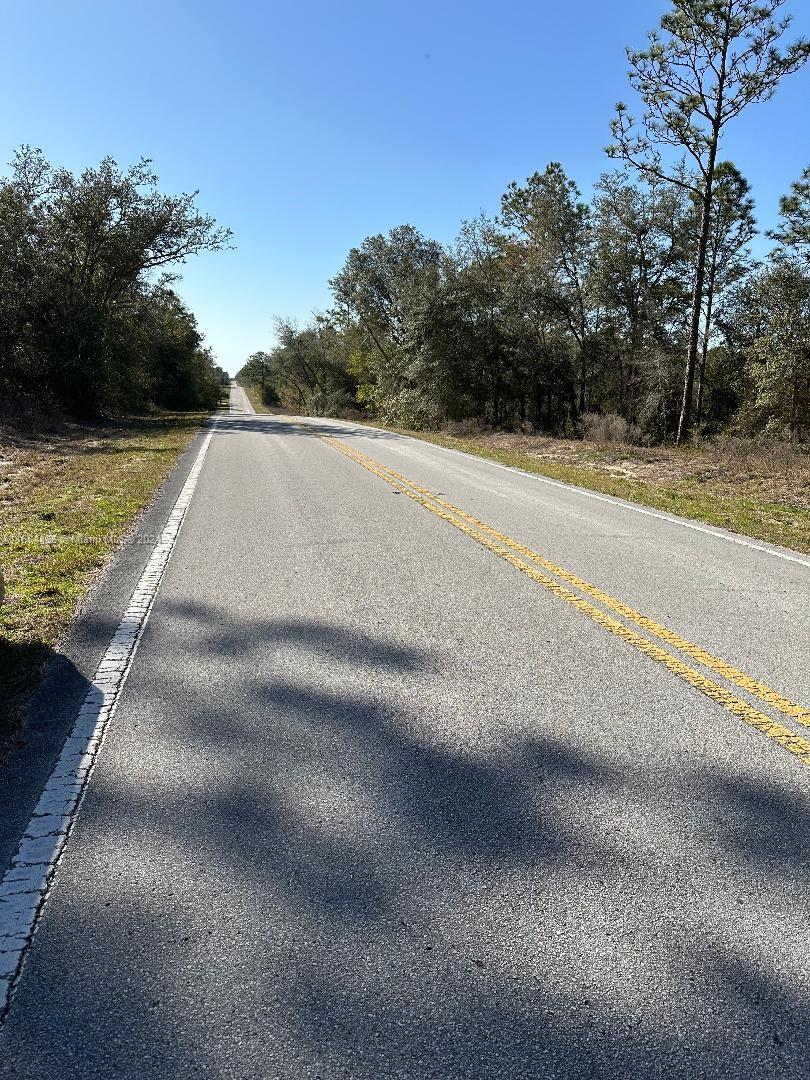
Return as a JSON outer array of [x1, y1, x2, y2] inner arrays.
[[306, 389, 355, 417], [580, 412, 639, 444], [380, 388, 442, 430]]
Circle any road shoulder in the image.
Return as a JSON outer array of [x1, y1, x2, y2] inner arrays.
[[0, 421, 213, 877]]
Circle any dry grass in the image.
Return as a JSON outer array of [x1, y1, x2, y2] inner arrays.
[[387, 426, 810, 556], [0, 411, 206, 752]]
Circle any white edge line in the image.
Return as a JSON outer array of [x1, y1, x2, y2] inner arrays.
[[0, 422, 217, 1017], [316, 416, 810, 571]]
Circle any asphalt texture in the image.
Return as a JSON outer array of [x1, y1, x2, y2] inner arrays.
[[1, 388, 808, 1078]]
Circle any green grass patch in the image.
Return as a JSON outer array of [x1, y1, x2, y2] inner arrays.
[[0, 412, 205, 752]]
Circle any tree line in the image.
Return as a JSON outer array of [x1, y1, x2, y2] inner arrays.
[[0, 147, 230, 419], [241, 1, 810, 443]]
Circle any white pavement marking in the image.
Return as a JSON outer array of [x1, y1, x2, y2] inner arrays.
[[0, 425, 216, 1018], [327, 418, 810, 571]]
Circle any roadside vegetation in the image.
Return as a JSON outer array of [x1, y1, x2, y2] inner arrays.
[[0, 149, 231, 750], [0, 149, 230, 419], [0, 407, 215, 753], [238, 2, 809, 551]]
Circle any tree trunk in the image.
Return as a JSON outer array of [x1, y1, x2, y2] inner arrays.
[[677, 197, 710, 442], [677, 136, 720, 444], [695, 284, 715, 429], [578, 347, 587, 417], [532, 376, 542, 429], [492, 348, 501, 427]]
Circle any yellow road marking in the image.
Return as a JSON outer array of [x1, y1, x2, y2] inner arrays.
[[331, 439, 810, 730], [321, 434, 810, 767]]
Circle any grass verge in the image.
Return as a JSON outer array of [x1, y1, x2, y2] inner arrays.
[[385, 428, 810, 556], [0, 411, 207, 754]]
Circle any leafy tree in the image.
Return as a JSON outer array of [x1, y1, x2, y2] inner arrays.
[[501, 164, 597, 421], [728, 261, 810, 439], [240, 351, 273, 403], [144, 289, 222, 411], [608, 0, 810, 441], [274, 317, 356, 414], [591, 171, 693, 423], [330, 226, 447, 425], [238, 320, 357, 416], [0, 147, 231, 416], [449, 216, 511, 426], [0, 151, 51, 398], [499, 239, 575, 432], [769, 165, 810, 261]]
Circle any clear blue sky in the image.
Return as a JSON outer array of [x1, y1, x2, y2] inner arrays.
[[3, 0, 809, 374]]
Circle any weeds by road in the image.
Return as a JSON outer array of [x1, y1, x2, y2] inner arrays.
[[0, 411, 206, 754]]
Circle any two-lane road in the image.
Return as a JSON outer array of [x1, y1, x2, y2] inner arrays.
[[1, 386, 808, 1078]]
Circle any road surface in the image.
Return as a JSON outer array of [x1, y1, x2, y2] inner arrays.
[[1, 384, 808, 1078]]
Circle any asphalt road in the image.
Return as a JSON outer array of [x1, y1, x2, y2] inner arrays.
[[1, 385, 808, 1078]]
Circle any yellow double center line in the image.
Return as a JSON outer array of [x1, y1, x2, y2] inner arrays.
[[321, 433, 810, 767]]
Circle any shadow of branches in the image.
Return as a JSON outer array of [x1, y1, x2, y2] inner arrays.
[[2, 607, 808, 1079]]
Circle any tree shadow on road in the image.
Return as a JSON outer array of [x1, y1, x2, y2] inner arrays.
[[207, 414, 402, 441], [2, 609, 808, 1079]]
